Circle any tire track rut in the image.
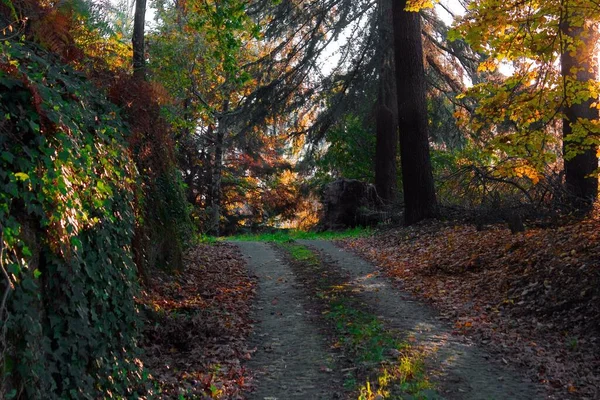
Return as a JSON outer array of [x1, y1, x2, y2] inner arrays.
[[236, 241, 343, 399]]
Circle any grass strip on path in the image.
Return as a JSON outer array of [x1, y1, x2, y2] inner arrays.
[[278, 241, 438, 400]]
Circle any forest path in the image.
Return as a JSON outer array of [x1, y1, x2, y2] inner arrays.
[[236, 240, 544, 399], [300, 240, 544, 400], [235, 241, 345, 399]]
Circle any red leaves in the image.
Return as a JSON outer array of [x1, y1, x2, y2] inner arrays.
[[343, 218, 600, 398], [139, 243, 256, 398]]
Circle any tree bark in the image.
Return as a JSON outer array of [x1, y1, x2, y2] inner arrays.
[[392, 0, 438, 224], [132, 0, 147, 80], [560, 5, 598, 207], [375, 0, 398, 204], [208, 128, 224, 236], [208, 100, 230, 236]]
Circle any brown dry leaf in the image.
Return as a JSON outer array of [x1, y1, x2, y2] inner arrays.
[[341, 217, 600, 399], [138, 243, 257, 399]]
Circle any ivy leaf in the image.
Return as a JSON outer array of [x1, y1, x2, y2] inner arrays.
[[14, 172, 29, 181], [4, 182, 18, 196], [8, 262, 20, 276], [28, 120, 40, 132], [22, 277, 38, 291], [1, 151, 14, 163], [70, 236, 83, 250], [21, 245, 32, 257]]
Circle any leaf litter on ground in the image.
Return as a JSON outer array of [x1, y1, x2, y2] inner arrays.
[[342, 217, 600, 399], [138, 243, 256, 399]]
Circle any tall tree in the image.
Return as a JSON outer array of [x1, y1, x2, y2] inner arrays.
[[453, 0, 600, 208], [132, 0, 146, 79], [375, 0, 398, 204], [560, 2, 599, 204], [392, 0, 438, 224]]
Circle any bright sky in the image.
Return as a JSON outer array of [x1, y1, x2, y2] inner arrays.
[[436, 0, 466, 25], [317, 0, 466, 76]]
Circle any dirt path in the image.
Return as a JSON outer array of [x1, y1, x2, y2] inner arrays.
[[300, 240, 544, 400], [236, 240, 545, 399], [235, 241, 344, 399]]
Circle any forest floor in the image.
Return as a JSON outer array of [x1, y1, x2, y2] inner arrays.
[[138, 243, 257, 398], [237, 240, 543, 400], [343, 217, 600, 399], [137, 217, 599, 399]]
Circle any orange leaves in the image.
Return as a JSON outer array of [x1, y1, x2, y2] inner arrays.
[[30, 7, 83, 63], [344, 217, 600, 398], [454, 318, 474, 333], [139, 243, 256, 398]]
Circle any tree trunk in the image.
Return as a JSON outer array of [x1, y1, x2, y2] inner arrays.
[[132, 0, 147, 80], [560, 5, 598, 207], [208, 128, 224, 236], [392, 0, 438, 224], [208, 100, 230, 236], [375, 0, 398, 204]]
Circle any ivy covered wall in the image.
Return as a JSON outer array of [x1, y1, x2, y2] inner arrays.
[[0, 41, 144, 399]]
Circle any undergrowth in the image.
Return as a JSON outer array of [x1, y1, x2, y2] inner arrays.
[[0, 40, 145, 398]]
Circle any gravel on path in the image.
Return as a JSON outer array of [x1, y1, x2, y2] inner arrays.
[[299, 239, 545, 400], [235, 241, 343, 400]]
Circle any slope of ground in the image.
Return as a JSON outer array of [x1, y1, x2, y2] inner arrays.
[[342, 218, 600, 399], [138, 243, 256, 398], [234, 239, 544, 399]]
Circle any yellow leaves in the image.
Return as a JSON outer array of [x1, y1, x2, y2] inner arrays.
[[404, 0, 435, 11], [514, 164, 540, 185], [477, 59, 497, 73], [587, 80, 600, 100]]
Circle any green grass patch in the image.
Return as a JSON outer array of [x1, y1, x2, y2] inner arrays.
[[225, 227, 371, 243], [278, 243, 436, 400], [280, 242, 319, 263], [326, 298, 435, 399], [197, 234, 219, 244], [327, 299, 395, 363]]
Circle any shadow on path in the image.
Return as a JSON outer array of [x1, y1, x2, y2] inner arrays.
[[235, 241, 343, 400], [300, 239, 544, 400]]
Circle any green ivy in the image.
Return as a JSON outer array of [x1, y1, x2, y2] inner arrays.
[[0, 40, 144, 398]]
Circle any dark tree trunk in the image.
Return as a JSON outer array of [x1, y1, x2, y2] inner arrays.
[[392, 0, 438, 224], [375, 0, 398, 204], [207, 100, 230, 236], [208, 128, 224, 236], [132, 0, 147, 80], [560, 8, 598, 207]]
